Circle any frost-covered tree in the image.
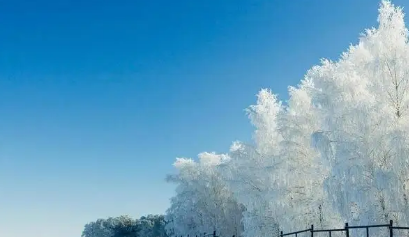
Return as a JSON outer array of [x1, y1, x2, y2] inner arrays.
[[166, 1, 409, 236], [224, 88, 341, 236], [82, 216, 139, 237], [110, 216, 140, 237], [220, 90, 282, 237], [82, 215, 166, 237], [166, 153, 244, 237], [139, 215, 168, 237], [305, 0, 409, 226], [82, 219, 114, 237], [224, 141, 280, 237]]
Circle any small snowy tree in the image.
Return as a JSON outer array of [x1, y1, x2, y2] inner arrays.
[[82, 219, 114, 237], [82, 216, 139, 237], [165, 154, 244, 237]]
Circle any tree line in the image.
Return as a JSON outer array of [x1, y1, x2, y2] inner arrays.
[[83, 1, 409, 237], [81, 215, 167, 237], [165, 1, 409, 237]]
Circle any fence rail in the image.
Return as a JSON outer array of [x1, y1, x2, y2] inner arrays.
[[180, 220, 409, 237], [280, 220, 409, 237], [181, 230, 219, 237]]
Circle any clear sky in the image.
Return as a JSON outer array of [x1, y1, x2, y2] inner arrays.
[[0, 0, 407, 236]]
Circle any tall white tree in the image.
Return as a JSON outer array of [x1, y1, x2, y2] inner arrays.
[[306, 0, 409, 226]]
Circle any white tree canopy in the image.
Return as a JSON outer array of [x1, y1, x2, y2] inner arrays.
[[166, 1, 409, 237]]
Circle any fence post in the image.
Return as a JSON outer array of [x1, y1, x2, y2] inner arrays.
[[390, 220, 393, 237], [311, 225, 314, 237], [280, 230, 283, 237], [345, 223, 349, 237]]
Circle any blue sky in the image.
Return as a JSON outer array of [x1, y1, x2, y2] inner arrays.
[[0, 0, 407, 236]]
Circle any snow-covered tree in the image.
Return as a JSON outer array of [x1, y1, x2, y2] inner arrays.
[[82, 218, 115, 237], [166, 1, 409, 236], [166, 153, 244, 237], [82, 215, 166, 237], [305, 0, 409, 226], [139, 215, 168, 237], [224, 88, 341, 236]]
